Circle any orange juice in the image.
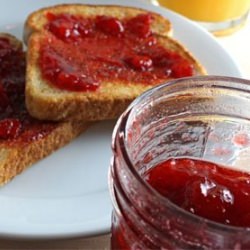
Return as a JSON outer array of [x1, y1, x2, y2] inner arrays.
[[157, 0, 250, 22]]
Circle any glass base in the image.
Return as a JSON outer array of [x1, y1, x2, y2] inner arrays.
[[197, 11, 249, 36]]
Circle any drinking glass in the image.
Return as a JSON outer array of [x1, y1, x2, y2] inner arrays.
[[151, 0, 250, 35]]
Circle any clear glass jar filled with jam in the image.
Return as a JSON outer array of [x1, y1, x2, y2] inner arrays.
[[109, 76, 250, 249]]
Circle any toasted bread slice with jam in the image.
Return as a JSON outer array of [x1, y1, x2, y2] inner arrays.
[[0, 33, 89, 185], [25, 4, 206, 122]]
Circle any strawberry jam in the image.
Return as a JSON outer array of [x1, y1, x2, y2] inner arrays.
[[145, 158, 250, 227], [0, 37, 56, 143], [112, 157, 250, 249], [39, 13, 196, 92]]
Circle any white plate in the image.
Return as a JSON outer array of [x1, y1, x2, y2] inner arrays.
[[0, 0, 242, 240]]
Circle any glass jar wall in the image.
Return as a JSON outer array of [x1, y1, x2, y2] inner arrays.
[[109, 76, 250, 249]]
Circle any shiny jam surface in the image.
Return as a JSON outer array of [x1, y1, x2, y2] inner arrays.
[[112, 158, 250, 249], [0, 37, 56, 143], [145, 158, 250, 227], [40, 13, 195, 92]]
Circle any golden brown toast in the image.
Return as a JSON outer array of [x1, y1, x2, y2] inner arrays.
[[0, 33, 89, 185], [24, 4, 206, 122]]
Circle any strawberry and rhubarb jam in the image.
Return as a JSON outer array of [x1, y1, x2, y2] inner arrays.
[[0, 37, 56, 143], [112, 158, 250, 249], [39, 13, 196, 92], [145, 158, 250, 227]]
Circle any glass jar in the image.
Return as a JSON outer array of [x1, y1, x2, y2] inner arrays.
[[109, 76, 250, 249]]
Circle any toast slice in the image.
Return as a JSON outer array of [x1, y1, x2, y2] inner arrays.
[[23, 4, 173, 43], [25, 4, 206, 122], [0, 33, 89, 185]]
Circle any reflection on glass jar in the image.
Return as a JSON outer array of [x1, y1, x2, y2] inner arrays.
[[109, 76, 250, 249], [152, 0, 250, 35]]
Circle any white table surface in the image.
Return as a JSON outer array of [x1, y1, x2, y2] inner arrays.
[[0, 9, 250, 250]]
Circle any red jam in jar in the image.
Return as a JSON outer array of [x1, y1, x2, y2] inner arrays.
[[110, 76, 250, 250], [112, 158, 250, 249], [39, 13, 196, 92], [0, 37, 57, 144], [145, 158, 250, 228]]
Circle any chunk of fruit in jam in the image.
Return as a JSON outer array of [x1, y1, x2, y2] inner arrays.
[[152, 51, 194, 77], [126, 14, 152, 38], [47, 13, 92, 41], [0, 118, 21, 139], [95, 16, 124, 36], [144, 158, 250, 227], [57, 71, 99, 91], [170, 61, 194, 77], [125, 55, 153, 71], [40, 45, 99, 91]]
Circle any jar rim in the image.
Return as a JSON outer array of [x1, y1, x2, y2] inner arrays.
[[112, 75, 250, 234]]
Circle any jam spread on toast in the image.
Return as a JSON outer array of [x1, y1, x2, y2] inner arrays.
[[39, 13, 195, 92], [144, 158, 250, 227], [0, 37, 56, 143]]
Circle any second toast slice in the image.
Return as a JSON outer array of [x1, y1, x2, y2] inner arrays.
[[0, 33, 89, 185]]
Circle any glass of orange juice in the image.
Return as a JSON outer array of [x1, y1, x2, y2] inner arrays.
[[151, 0, 250, 35]]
